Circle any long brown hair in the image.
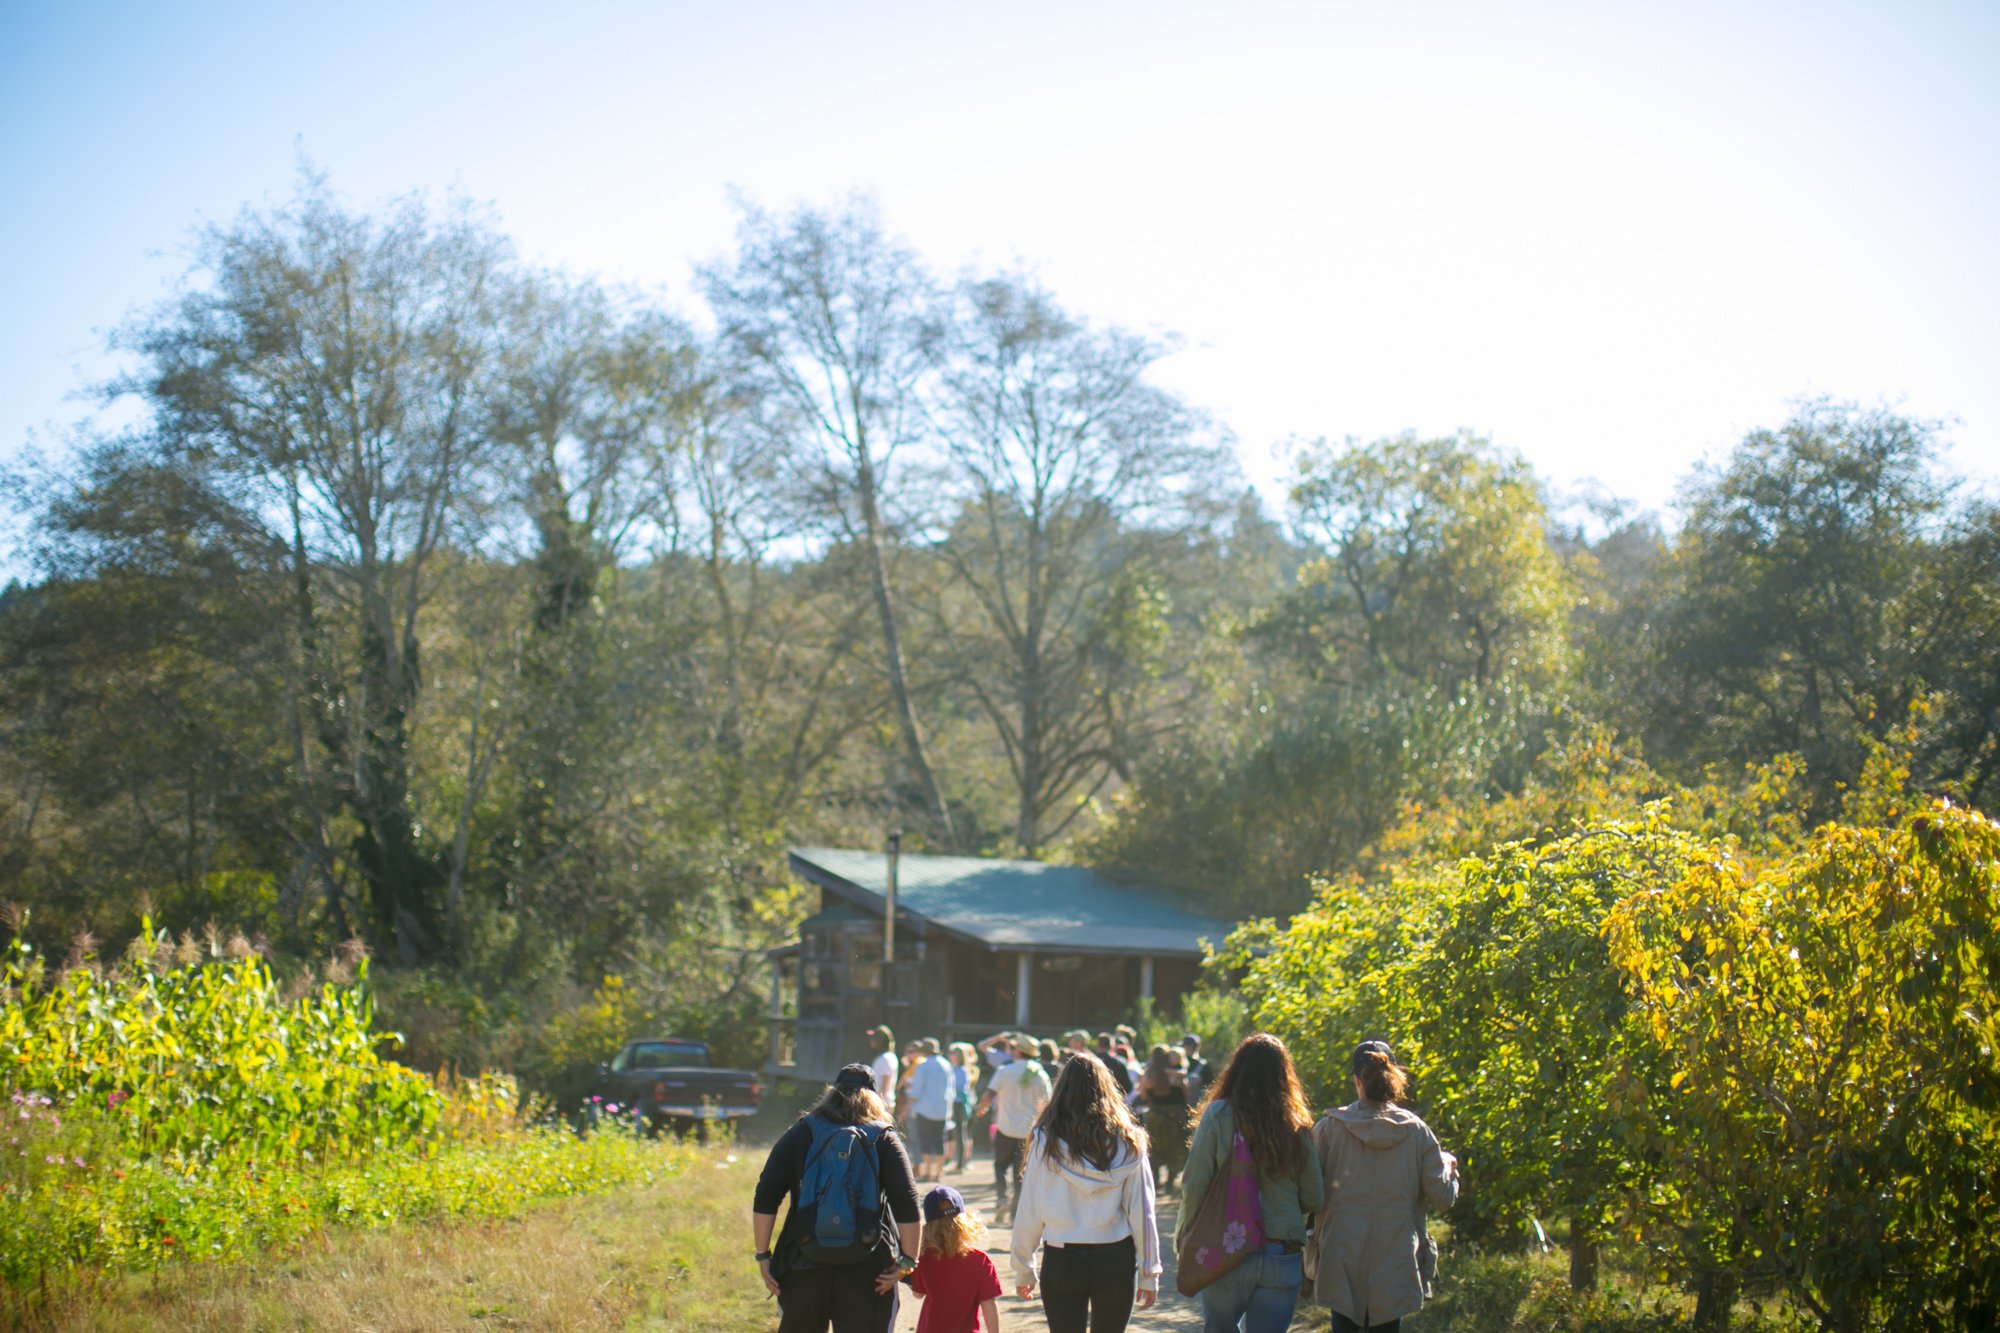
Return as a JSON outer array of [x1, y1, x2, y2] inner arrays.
[[1198, 1032, 1313, 1180], [805, 1082, 892, 1126], [1034, 1051, 1148, 1171]]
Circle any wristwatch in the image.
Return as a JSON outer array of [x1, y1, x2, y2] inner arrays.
[[896, 1253, 919, 1276], [754, 1250, 773, 1263]]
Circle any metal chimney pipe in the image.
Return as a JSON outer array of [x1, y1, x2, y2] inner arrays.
[[885, 830, 901, 966]]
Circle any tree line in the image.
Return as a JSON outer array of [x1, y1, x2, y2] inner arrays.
[[1, 175, 1996, 1090]]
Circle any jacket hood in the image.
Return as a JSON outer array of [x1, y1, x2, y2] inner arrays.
[[1032, 1130, 1146, 1192], [1326, 1100, 1422, 1150]]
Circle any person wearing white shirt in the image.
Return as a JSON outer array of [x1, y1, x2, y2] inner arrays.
[[977, 1030, 1017, 1069], [867, 1025, 900, 1114], [976, 1033, 1052, 1224]]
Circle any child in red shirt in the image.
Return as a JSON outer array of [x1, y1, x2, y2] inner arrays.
[[912, 1185, 1003, 1333]]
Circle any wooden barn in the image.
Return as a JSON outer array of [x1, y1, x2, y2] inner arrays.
[[766, 846, 1233, 1084]]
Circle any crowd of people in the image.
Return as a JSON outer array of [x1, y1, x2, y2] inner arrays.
[[753, 1027, 1458, 1333]]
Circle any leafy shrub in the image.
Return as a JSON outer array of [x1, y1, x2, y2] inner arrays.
[[1232, 800, 2000, 1329]]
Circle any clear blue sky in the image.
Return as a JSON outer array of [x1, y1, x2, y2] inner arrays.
[[4, 0, 1997, 559]]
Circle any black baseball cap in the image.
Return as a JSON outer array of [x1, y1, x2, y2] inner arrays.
[[1350, 1040, 1395, 1072], [835, 1063, 877, 1091]]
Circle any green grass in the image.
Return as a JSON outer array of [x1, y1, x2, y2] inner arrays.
[[16, 1146, 771, 1331]]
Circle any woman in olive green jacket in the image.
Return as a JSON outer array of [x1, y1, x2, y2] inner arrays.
[[1307, 1041, 1458, 1332], [1177, 1033, 1324, 1333]]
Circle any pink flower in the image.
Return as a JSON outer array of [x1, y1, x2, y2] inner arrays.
[[1222, 1221, 1249, 1254]]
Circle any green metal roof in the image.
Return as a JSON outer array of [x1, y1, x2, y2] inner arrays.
[[788, 847, 1231, 958], [797, 901, 878, 930]]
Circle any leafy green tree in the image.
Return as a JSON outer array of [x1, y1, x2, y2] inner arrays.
[[99, 174, 510, 962], [484, 276, 700, 946], [1269, 432, 1575, 695], [1650, 401, 1998, 805], [1094, 434, 1574, 912], [0, 542, 296, 944], [1607, 804, 2000, 1331]]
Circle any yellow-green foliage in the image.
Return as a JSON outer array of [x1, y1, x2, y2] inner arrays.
[[0, 921, 435, 1160], [1606, 804, 2000, 1328], [516, 973, 646, 1097], [1232, 801, 2000, 1329], [0, 923, 688, 1292]]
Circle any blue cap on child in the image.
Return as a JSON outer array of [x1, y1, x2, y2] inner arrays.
[[922, 1185, 965, 1223]]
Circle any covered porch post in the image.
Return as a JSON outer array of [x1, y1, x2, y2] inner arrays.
[[1139, 956, 1155, 1002], [1015, 951, 1033, 1027], [767, 951, 785, 1070]]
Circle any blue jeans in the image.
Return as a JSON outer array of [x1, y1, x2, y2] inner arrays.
[[1201, 1243, 1303, 1333]]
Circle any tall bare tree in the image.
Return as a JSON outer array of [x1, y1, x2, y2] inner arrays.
[[700, 198, 955, 845], [930, 276, 1231, 853]]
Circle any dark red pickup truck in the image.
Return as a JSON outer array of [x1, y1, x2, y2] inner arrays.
[[591, 1038, 762, 1133]]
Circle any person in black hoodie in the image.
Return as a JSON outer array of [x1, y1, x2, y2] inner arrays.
[[754, 1064, 924, 1333]]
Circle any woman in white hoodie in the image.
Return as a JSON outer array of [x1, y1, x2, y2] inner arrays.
[[1009, 1053, 1163, 1333]]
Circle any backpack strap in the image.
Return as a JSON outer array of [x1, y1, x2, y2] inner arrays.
[[799, 1114, 843, 1181], [801, 1116, 885, 1179]]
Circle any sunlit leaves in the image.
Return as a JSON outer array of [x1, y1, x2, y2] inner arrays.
[[0, 917, 435, 1161], [1234, 795, 2000, 1325]]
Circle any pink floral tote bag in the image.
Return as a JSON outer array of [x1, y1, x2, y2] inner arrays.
[[1174, 1131, 1266, 1296]]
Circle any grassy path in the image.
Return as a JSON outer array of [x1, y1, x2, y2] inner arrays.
[[29, 1146, 768, 1332], [26, 1146, 1340, 1331]]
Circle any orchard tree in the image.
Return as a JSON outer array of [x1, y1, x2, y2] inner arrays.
[[1393, 822, 1702, 1291], [1608, 804, 2000, 1331]]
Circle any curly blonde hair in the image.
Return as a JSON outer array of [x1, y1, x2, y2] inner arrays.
[[920, 1210, 987, 1259]]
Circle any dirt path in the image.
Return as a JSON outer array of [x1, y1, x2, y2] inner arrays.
[[893, 1165, 1207, 1332]]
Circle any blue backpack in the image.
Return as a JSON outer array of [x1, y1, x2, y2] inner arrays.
[[798, 1115, 886, 1262]]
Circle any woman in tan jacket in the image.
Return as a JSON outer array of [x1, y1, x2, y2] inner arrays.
[[1307, 1041, 1458, 1332]]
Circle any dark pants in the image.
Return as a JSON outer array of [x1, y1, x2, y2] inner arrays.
[[993, 1131, 1026, 1214], [1041, 1236, 1137, 1333], [776, 1262, 899, 1333], [1331, 1315, 1400, 1333], [951, 1098, 973, 1166]]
